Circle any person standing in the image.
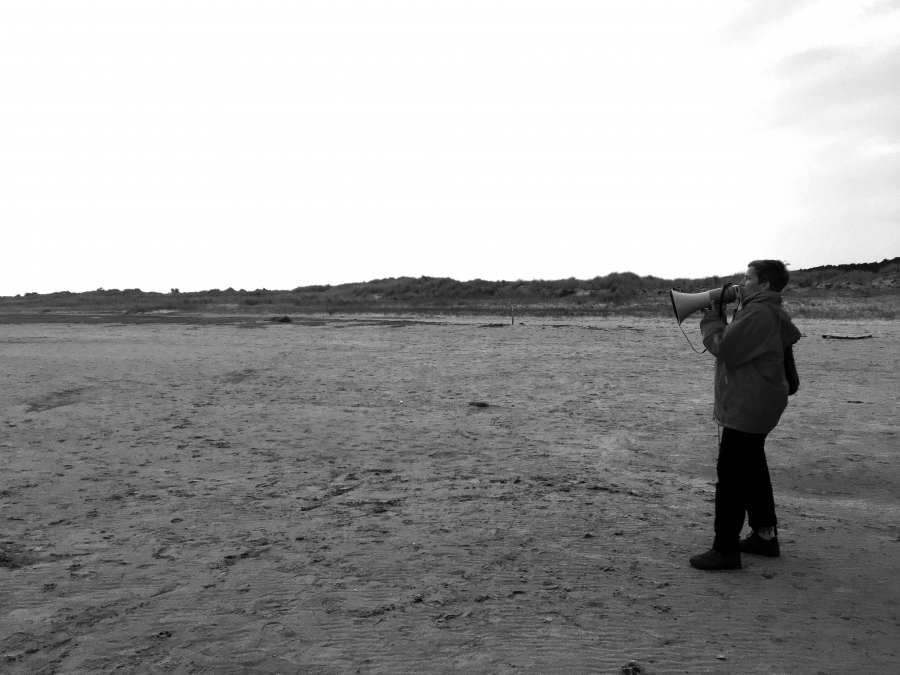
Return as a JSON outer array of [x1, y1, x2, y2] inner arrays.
[[689, 260, 802, 571]]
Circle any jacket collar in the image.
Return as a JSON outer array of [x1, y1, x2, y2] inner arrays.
[[741, 289, 783, 306]]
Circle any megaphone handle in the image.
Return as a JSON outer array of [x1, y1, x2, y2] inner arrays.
[[717, 283, 734, 320]]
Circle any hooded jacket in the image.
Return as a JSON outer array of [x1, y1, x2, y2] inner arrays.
[[699, 290, 802, 435]]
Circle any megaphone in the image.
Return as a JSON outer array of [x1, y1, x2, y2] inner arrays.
[[669, 286, 741, 324]]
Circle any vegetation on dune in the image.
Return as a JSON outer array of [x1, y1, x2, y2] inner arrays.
[[3, 259, 899, 319], [796, 256, 900, 275]]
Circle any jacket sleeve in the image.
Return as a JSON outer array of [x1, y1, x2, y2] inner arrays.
[[700, 305, 778, 367]]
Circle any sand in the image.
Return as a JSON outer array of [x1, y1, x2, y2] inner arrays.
[[1, 315, 899, 674]]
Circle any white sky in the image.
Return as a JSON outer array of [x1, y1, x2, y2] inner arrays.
[[2, 0, 899, 294]]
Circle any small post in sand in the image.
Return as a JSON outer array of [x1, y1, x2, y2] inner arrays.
[[511, 305, 515, 325]]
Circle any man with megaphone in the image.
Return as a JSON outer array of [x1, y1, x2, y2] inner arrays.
[[685, 260, 802, 571]]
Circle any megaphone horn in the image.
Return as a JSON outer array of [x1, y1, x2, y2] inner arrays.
[[669, 286, 741, 325]]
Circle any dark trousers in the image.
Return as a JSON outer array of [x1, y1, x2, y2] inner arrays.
[[713, 427, 777, 553]]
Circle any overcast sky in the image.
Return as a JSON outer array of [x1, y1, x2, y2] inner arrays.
[[2, 0, 898, 294]]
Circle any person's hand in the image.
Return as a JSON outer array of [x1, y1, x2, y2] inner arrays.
[[702, 302, 723, 318]]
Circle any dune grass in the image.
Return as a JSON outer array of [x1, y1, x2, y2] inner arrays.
[[2, 266, 898, 320]]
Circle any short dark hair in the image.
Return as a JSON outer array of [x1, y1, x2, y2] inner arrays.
[[748, 259, 789, 292]]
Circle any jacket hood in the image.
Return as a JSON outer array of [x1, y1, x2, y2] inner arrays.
[[741, 289, 783, 306], [740, 290, 802, 346]]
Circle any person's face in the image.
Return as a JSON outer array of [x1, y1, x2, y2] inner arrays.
[[740, 266, 770, 294]]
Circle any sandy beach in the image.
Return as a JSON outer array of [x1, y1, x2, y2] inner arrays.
[[2, 315, 898, 674]]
